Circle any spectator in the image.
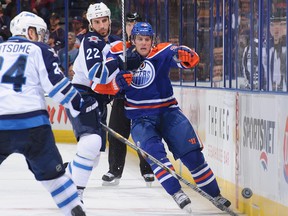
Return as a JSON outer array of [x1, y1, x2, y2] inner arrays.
[[47, 12, 65, 53], [71, 15, 87, 48], [268, 15, 287, 91], [0, 2, 11, 41], [241, 38, 266, 90], [4, 0, 17, 19], [31, 0, 54, 25], [58, 31, 79, 71]]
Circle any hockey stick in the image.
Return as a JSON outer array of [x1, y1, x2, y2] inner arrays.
[[101, 122, 239, 216], [121, 0, 127, 70]]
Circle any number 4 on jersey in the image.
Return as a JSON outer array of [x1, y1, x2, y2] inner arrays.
[[1, 55, 27, 92]]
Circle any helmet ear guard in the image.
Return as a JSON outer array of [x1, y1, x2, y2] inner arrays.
[[10, 11, 48, 42]]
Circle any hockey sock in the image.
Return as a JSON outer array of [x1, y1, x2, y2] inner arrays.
[[150, 157, 181, 195], [181, 150, 220, 197], [41, 173, 84, 215], [71, 134, 102, 187]]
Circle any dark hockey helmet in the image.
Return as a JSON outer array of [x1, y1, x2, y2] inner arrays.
[[126, 12, 142, 22]]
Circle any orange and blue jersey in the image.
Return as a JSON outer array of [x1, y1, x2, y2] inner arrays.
[[106, 42, 198, 119]]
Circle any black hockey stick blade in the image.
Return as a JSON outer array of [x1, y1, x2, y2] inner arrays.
[[101, 122, 239, 216]]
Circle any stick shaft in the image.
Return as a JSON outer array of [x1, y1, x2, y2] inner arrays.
[[101, 122, 238, 216], [121, 0, 127, 70]]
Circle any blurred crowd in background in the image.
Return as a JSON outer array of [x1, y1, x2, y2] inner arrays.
[[0, 0, 287, 92]]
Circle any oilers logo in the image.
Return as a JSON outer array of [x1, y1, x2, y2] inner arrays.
[[132, 60, 155, 89]]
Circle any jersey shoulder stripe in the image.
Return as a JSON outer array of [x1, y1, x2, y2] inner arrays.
[[110, 41, 132, 54], [147, 42, 172, 59]]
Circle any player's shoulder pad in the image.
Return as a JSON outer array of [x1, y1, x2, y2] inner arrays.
[[108, 34, 121, 42], [147, 42, 172, 58], [84, 31, 106, 49], [110, 41, 132, 54], [34, 41, 59, 58]]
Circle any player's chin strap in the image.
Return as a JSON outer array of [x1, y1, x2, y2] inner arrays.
[[101, 122, 239, 216]]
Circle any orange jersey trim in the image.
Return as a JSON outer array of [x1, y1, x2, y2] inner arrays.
[[110, 41, 132, 54], [147, 43, 171, 58]]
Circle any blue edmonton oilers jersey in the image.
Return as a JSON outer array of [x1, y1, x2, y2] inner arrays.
[[0, 37, 82, 130], [107, 42, 186, 119]]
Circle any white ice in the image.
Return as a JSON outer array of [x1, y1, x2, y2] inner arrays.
[[0, 143, 242, 216]]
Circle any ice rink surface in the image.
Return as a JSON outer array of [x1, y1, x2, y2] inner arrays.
[[0, 144, 244, 216]]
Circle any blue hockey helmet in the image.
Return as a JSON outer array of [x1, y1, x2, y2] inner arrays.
[[131, 22, 154, 37]]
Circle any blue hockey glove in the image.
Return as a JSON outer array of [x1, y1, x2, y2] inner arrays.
[[115, 70, 133, 91], [80, 97, 98, 114], [118, 49, 142, 71]]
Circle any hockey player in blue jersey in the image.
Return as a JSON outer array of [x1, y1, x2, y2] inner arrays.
[[0, 11, 99, 216], [102, 12, 154, 187], [64, 2, 131, 202], [94, 22, 232, 213]]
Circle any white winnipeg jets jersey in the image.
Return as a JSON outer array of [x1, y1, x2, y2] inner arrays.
[[72, 31, 120, 88], [0, 36, 82, 130]]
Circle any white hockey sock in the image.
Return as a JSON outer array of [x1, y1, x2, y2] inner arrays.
[[41, 173, 84, 216], [71, 153, 94, 187], [71, 134, 102, 187]]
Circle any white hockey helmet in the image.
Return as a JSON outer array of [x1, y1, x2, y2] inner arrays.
[[10, 11, 48, 42], [86, 2, 111, 22]]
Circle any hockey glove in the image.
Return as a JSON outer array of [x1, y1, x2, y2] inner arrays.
[[79, 97, 98, 114], [173, 45, 200, 68], [118, 49, 142, 71], [115, 70, 133, 91], [92, 70, 133, 95]]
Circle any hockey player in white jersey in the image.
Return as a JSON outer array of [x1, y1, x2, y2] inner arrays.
[[64, 2, 134, 202], [0, 11, 98, 216]]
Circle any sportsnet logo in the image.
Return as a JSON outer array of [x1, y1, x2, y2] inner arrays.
[[242, 116, 275, 171], [132, 60, 155, 89], [260, 151, 268, 171]]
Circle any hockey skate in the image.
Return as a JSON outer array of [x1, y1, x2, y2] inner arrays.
[[77, 186, 85, 203], [213, 194, 231, 211], [142, 174, 154, 187], [71, 205, 86, 216], [172, 190, 192, 214], [102, 172, 121, 186]]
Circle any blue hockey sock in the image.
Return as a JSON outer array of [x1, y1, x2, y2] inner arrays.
[[181, 150, 220, 197], [150, 157, 181, 195]]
